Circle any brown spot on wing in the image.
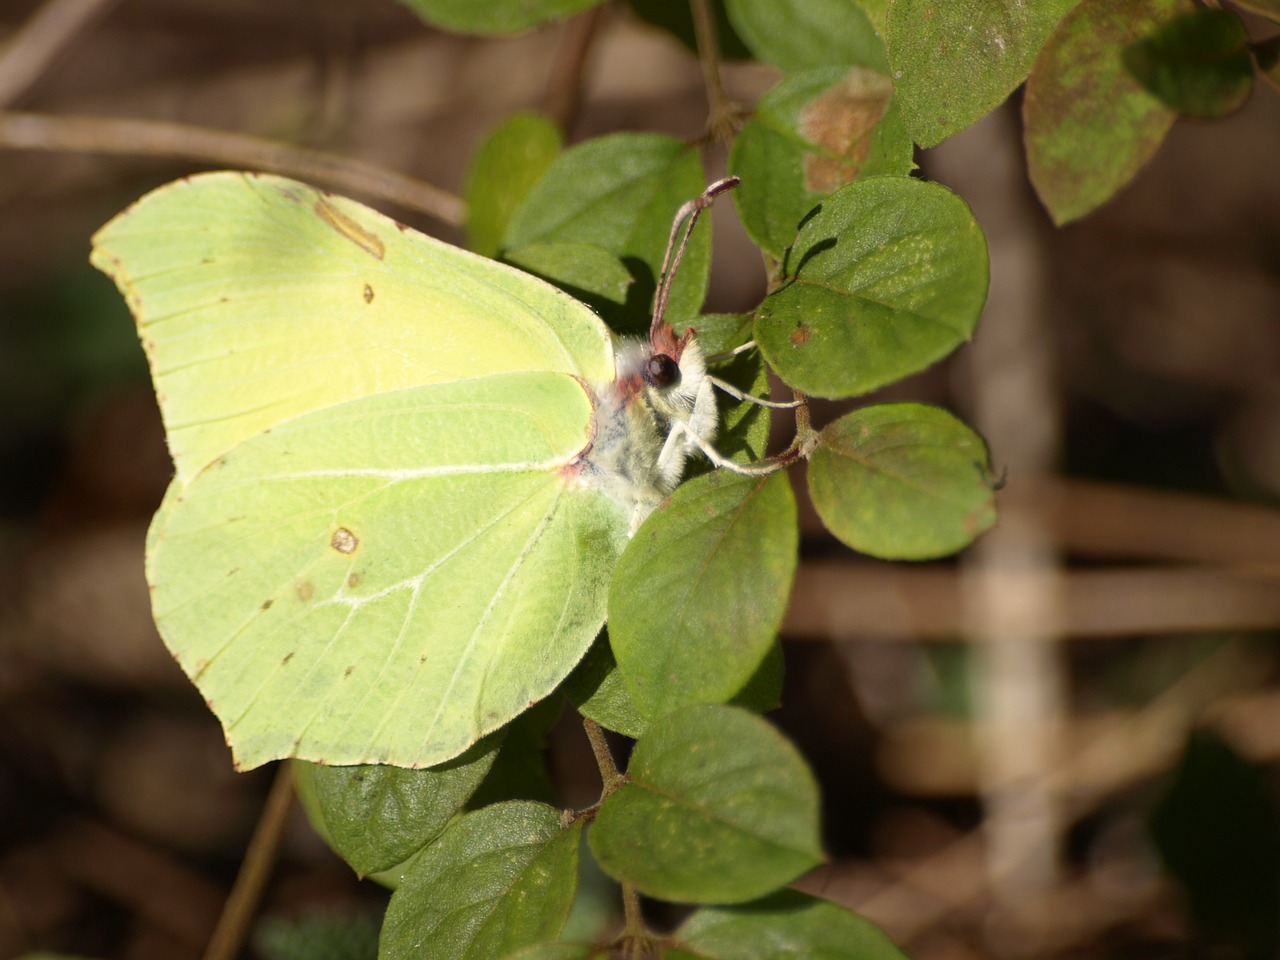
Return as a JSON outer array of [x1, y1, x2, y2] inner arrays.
[[296, 580, 314, 601], [331, 527, 359, 554], [314, 198, 386, 260], [363, 283, 374, 304]]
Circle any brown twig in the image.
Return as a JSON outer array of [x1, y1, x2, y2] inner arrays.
[[542, 6, 605, 135], [582, 716, 625, 793], [0, 0, 119, 108], [201, 763, 295, 960], [0, 110, 466, 226], [689, 0, 740, 141]]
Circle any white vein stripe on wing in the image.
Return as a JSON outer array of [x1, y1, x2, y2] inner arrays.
[[261, 456, 573, 482]]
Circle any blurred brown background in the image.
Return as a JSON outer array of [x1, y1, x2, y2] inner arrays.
[[2, 1, 1279, 958]]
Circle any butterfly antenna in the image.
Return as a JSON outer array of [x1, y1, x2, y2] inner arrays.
[[651, 176, 740, 339]]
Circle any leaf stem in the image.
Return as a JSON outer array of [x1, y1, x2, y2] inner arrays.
[[201, 762, 295, 960], [0, 110, 466, 225], [582, 716, 625, 793]]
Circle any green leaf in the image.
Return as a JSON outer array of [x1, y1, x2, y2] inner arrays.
[[626, 0, 752, 60], [465, 112, 563, 257], [807, 403, 996, 560], [382, 802, 582, 960], [729, 67, 915, 259], [1123, 8, 1253, 118], [395, 0, 605, 34], [755, 177, 988, 399], [588, 705, 823, 903], [886, 0, 1079, 147], [609, 471, 797, 719], [504, 242, 634, 327], [499, 946, 603, 960], [565, 634, 649, 739], [504, 133, 708, 335], [675, 889, 910, 959], [254, 908, 381, 960], [568, 634, 785, 739], [725, 0, 887, 71], [293, 736, 500, 876], [466, 697, 563, 809], [713, 350, 770, 466], [1024, 0, 1191, 226]]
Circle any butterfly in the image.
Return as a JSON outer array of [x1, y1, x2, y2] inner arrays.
[[92, 171, 771, 769]]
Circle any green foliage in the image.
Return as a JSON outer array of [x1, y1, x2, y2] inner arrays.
[[93, 0, 1267, 954], [382, 802, 583, 960], [1024, 0, 1190, 226], [504, 133, 708, 333], [395, 0, 605, 34], [609, 471, 797, 719], [887, 0, 1079, 147], [808, 404, 997, 559], [292, 736, 500, 876], [1123, 8, 1253, 118], [725, 0, 887, 72], [674, 890, 911, 958], [254, 909, 380, 960], [465, 112, 563, 257], [754, 177, 988, 399], [728, 66, 914, 259], [588, 705, 823, 903]]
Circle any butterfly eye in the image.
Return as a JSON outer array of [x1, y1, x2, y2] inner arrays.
[[645, 353, 679, 388]]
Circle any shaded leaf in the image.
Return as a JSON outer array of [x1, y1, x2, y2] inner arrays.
[[1024, 0, 1190, 226], [729, 67, 914, 259], [293, 736, 500, 876], [465, 112, 562, 257], [396, 0, 604, 34], [626, 0, 752, 60], [886, 0, 1079, 147], [504, 242, 634, 328], [755, 177, 988, 399], [675, 889, 909, 959], [565, 634, 649, 739], [465, 696, 563, 809], [1123, 8, 1253, 118], [588, 705, 823, 903], [724, 0, 887, 71], [568, 634, 785, 739], [609, 471, 797, 719], [505, 133, 707, 335], [382, 802, 581, 960], [808, 403, 996, 560]]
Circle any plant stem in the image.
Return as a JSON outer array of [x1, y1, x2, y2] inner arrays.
[[543, 5, 604, 135], [621, 880, 647, 954], [0, 110, 466, 225], [582, 716, 625, 793], [690, 0, 739, 142], [201, 762, 295, 960]]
